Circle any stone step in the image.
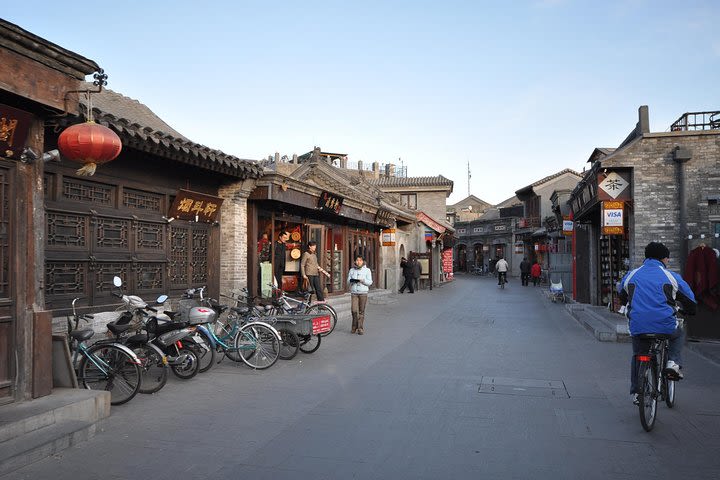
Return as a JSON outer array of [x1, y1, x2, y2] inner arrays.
[[0, 388, 110, 476], [565, 304, 628, 343]]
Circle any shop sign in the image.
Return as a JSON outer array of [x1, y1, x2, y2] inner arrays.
[[169, 189, 224, 223], [0, 104, 33, 159], [602, 200, 624, 235], [514, 242, 524, 254], [375, 209, 393, 226], [318, 191, 343, 214], [598, 171, 631, 201], [442, 249, 453, 274], [381, 228, 396, 246], [562, 219, 574, 236], [482, 245, 489, 251]]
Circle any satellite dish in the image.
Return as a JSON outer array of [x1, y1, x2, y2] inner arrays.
[[468, 205, 473, 211]]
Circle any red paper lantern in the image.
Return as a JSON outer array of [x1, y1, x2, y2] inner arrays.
[[58, 121, 122, 176]]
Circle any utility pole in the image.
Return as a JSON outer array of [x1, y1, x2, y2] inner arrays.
[[467, 160, 471, 197]]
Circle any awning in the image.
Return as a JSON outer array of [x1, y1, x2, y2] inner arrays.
[[532, 227, 547, 237], [416, 211, 451, 234]]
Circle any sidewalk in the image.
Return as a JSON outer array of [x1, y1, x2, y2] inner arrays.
[[541, 289, 720, 367]]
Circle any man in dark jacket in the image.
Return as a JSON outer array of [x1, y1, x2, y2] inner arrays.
[[399, 257, 415, 294], [273, 230, 289, 288], [519, 257, 531, 286], [412, 257, 422, 291]]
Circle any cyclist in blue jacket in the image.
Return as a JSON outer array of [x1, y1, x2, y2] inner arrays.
[[618, 242, 696, 404]]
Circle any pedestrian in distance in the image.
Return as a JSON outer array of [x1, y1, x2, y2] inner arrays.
[[399, 257, 414, 294], [348, 254, 373, 335], [300, 241, 330, 302], [520, 256, 531, 286], [617, 241, 696, 405], [412, 257, 421, 292], [273, 230, 289, 288], [531, 260, 542, 286], [495, 256, 509, 286]]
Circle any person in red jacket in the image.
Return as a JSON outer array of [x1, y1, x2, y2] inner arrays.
[[531, 261, 542, 286]]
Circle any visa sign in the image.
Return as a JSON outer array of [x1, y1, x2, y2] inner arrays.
[[603, 208, 623, 227]]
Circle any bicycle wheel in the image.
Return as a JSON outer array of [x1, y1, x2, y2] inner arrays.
[[79, 344, 141, 406], [171, 347, 200, 380], [190, 329, 216, 373], [234, 323, 280, 369], [298, 333, 321, 354], [278, 328, 299, 360], [132, 344, 168, 394], [664, 376, 676, 408], [306, 304, 337, 337], [638, 363, 658, 432]]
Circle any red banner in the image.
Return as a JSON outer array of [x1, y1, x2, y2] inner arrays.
[[312, 315, 332, 335]]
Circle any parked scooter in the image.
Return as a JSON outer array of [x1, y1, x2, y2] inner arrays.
[[111, 276, 200, 381]]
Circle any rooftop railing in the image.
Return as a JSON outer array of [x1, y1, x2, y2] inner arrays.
[[669, 111, 720, 131]]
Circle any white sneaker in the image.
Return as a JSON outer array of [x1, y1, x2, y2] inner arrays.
[[665, 360, 684, 379]]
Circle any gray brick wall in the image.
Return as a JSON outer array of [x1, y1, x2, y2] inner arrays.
[[218, 179, 256, 294], [417, 191, 449, 222], [603, 131, 720, 270]]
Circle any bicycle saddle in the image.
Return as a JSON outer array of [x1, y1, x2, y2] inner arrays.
[[106, 322, 133, 336], [635, 333, 673, 340], [70, 329, 94, 341]]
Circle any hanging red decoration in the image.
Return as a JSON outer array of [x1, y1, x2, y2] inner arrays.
[[58, 121, 122, 176]]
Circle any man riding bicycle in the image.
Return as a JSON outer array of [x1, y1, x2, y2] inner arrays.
[[495, 256, 509, 286], [617, 241, 696, 405]]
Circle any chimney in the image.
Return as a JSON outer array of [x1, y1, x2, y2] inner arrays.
[[274, 152, 280, 163], [358, 160, 363, 171], [292, 153, 298, 163], [340, 156, 347, 169], [638, 105, 649, 134], [385, 164, 391, 177]]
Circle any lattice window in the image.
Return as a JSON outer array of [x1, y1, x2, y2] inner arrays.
[[62, 179, 113, 204], [95, 218, 129, 249], [170, 226, 189, 286], [136, 222, 164, 250], [123, 188, 162, 212], [94, 263, 129, 293], [47, 213, 86, 247], [191, 228, 209, 284], [136, 263, 164, 290], [45, 262, 86, 295]]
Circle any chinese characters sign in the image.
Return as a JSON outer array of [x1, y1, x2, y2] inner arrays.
[[0, 104, 33, 159], [381, 228, 396, 246], [602, 201, 624, 235], [598, 171, 631, 200], [318, 191, 343, 214], [169, 189, 224, 223]]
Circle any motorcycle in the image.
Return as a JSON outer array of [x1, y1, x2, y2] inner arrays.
[[111, 276, 201, 381]]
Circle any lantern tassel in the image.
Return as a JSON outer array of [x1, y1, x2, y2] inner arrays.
[[76, 162, 98, 176]]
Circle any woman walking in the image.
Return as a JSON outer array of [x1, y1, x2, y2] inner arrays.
[[347, 254, 373, 335], [300, 241, 330, 301]]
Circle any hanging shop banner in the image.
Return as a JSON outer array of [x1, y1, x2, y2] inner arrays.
[[381, 228, 396, 246], [602, 200, 624, 235], [318, 191, 343, 214], [169, 189, 224, 223], [598, 170, 631, 201], [0, 104, 33, 160], [562, 219, 574, 236]]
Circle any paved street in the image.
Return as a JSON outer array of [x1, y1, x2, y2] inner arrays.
[[6, 276, 720, 480]]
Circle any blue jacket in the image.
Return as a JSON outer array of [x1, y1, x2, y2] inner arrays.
[[617, 259, 696, 335], [347, 265, 373, 295]]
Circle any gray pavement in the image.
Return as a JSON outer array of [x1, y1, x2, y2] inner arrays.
[[5, 276, 720, 479]]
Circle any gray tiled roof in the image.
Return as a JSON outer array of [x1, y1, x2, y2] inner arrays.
[[528, 168, 582, 188], [75, 86, 263, 179], [367, 175, 454, 188]]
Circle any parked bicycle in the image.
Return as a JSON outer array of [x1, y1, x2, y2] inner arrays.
[[264, 285, 337, 337], [635, 320, 682, 431], [66, 297, 142, 405]]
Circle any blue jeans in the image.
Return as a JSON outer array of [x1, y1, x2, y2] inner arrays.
[[629, 326, 684, 394]]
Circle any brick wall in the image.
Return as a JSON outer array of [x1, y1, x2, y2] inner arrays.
[[417, 190, 450, 222], [603, 131, 720, 270], [218, 179, 256, 294]]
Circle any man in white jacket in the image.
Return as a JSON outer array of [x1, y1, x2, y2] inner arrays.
[[495, 256, 509, 286], [347, 254, 373, 335]]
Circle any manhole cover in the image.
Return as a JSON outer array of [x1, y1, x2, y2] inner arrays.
[[478, 376, 569, 398]]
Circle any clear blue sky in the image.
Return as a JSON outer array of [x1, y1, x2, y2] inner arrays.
[[4, 1, 719, 204]]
